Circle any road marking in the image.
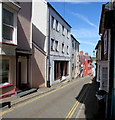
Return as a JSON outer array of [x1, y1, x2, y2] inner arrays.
[[65, 81, 91, 120], [0, 77, 89, 116]]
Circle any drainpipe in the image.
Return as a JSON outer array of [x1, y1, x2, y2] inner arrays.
[[46, 4, 51, 88]]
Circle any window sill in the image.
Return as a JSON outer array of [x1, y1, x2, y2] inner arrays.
[[1, 41, 17, 46], [0, 83, 13, 89]]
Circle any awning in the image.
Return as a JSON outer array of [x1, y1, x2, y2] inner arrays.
[[16, 49, 32, 55]]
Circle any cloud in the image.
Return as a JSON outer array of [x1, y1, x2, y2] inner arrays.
[[72, 13, 98, 28], [72, 28, 99, 38], [79, 40, 96, 46]]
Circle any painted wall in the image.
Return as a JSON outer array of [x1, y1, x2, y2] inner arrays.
[[32, 0, 48, 52], [31, 0, 48, 87], [49, 5, 72, 85], [31, 46, 46, 88], [17, 2, 32, 50], [71, 36, 80, 79]]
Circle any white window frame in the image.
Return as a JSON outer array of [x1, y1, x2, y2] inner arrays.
[[2, 4, 18, 45]]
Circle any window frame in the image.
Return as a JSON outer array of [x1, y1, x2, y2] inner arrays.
[[2, 7, 14, 42]]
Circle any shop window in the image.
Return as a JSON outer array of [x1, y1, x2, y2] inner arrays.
[[2, 8, 14, 41], [0, 59, 9, 83], [54, 61, 69, 80]]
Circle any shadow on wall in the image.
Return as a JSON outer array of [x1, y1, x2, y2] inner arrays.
[[32, 45, 45, 88], [75, 77, 105, 120], [32, 24, 46, 51], [17, 19, 31, 50], [17, 2, 32, 50]]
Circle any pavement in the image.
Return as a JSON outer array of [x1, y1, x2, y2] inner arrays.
[[75, 77, 106, 120], [1, 76, 105, 119]]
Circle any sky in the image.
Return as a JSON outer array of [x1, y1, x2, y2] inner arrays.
[[46, 0, 109, 56]]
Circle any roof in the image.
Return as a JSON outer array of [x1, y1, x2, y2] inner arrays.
[[99, 2, 110, 35], [79, 55, 85, 63], [95, 40, 101, 50], [71, 34, 80, 44], [47, 2, 72, 28], [85, 56, 91, 60]]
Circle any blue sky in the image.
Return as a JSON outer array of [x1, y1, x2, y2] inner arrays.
[[47, 1, 108, 56]]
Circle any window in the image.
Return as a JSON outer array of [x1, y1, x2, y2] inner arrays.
[[55, 41, 59, 52], [56, 20, 59, 31], [0, 59, 9, 84], [2, 8, 14, 41], [67, 46, 69, 54], [67, 30, 69, 38], [62, 25, 65, 36], [51, 39, 54, 51], [62, 43, 64, 53], [72, 40, 74, 49], [51, 16, 54, 29]]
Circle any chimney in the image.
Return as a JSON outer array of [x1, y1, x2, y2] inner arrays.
[[85, 53, 88, 56], [80, 51, 83, 55]]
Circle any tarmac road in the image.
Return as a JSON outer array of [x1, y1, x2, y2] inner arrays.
[[2, 76, 97, 119]]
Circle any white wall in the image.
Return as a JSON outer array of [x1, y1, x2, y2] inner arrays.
[[0, 2, 2, 42], [32, 0, 48, 52], [49, 6, 72, 85]]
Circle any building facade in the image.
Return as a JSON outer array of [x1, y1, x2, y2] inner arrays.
[[0, 1, 21, 97], [71, 34, 80, 79], [79, 51, 92, 77], [48, 3, 72, 86], [96, 0, 115, 118]]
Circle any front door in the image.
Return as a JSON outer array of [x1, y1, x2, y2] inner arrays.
[[17, 56, 28, 90]]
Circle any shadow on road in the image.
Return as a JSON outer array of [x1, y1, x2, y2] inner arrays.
[[75, 77, 105, 120]]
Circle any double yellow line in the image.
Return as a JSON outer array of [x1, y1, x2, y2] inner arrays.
[[0, 78, 84, 116], [65, 81, 91, 120]]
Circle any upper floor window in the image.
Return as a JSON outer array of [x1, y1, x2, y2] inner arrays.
[[2, 8, 14, 41], [55, 41, 59, 52], [51, 16, 55, 29], [67, 46, 69, 54], [56, 20, 59, 32], [51, 39, 54, 51], [62, 43, 64, 53], [62, 25, 65, 36], [67, 30, 69, 38]]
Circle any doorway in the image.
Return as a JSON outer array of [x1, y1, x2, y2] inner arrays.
[[17, 56, 28, 90]]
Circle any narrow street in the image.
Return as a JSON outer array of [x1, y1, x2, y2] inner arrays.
[[1, 76, 99, 119]]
